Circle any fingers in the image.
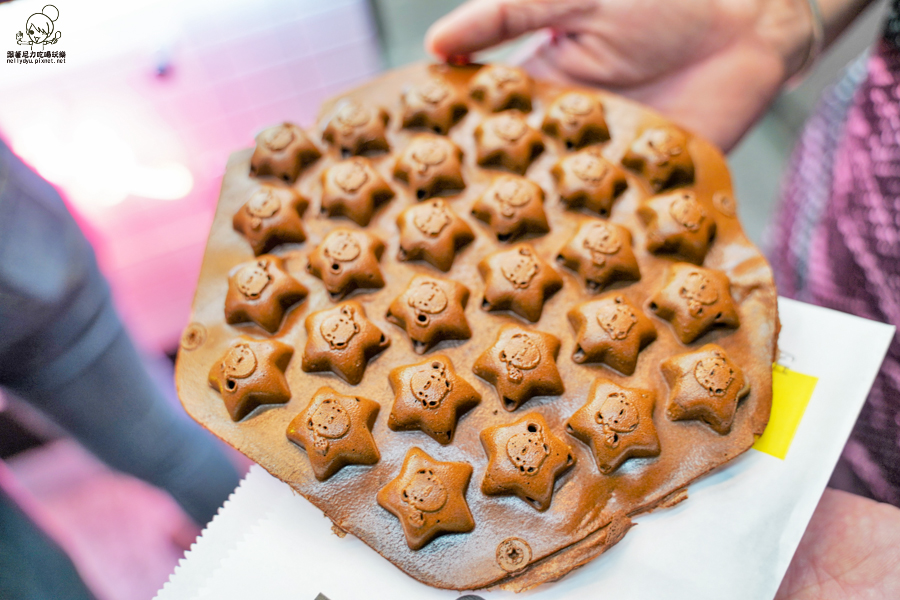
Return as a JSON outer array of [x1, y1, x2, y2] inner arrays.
[[527, 34, 636, 86], [518, 51, 580, 86], [425, 0, 594, 59]]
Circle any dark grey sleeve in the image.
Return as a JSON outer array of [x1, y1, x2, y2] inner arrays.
[[0, 139, 239, 526]]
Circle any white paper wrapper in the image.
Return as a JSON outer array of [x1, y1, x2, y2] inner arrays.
[[156, 298, 894, 600]]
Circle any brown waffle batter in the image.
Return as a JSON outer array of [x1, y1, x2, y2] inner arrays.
[[176, 62, 777, 591]]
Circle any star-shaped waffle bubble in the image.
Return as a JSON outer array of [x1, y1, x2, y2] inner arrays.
[[306, 228, 385, 299], [322, 99, 390, 156], [648, 263, 739, 344], [388, 355, 481, 445], [250, 122, 321, 183], [638, 190, 716, 264], [393, 134, 466, 200], [302, 301, 390, 385], [552, 148, 627, 218], [541, 92, 609, 149], [480, 412, 575, 511], [396, 199, 475, 271], [208, 337, 293, 421], [556, 220, 640, 293], [474, 110, 544, 174], [224, 255, 308, 334], [377, 447, 475, 550], [468, 64, 533, 112], [321, 157, 395, 226], [473, 324, 564, 411], [471, 174, 549, 242], [479, 244, 562, 322], [661, 344, 750, 435], [232, 185, 309, 256], [622, 126, 694, 191], [386, 275, 471, 354], [566, 378, 660, 473], [286, 386, 381, 481], [568, 294, 657, 375], [401, 76, 469, 134]]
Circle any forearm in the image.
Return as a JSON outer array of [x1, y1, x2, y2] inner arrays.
[[0, 139, 239, 525]]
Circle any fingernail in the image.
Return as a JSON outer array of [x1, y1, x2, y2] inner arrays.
[[447, 54, 471, 66]]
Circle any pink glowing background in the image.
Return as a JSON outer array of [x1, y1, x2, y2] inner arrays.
[[0, 0, 382, 354], [0, 0, 382, 597]]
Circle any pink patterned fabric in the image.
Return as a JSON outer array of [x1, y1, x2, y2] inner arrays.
[[771, 39, 900, 505]]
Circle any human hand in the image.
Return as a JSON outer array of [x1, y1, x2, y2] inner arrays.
[[776, 488, 900, 599], [426, 0, 814, 151]]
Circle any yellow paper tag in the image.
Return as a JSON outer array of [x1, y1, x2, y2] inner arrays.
[[752, 365, 818, 460]]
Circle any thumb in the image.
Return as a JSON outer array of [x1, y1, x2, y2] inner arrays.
[[426, 0, 594, 59]]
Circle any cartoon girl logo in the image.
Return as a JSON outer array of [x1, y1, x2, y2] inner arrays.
[[17, 5, 62, 53]]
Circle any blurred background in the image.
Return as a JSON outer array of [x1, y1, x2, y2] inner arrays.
[[0, 0, 890, 598]]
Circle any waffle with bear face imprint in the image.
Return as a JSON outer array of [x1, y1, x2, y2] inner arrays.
[[176, 62, 777, 593]]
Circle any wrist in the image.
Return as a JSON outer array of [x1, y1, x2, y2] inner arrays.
[[756, 0, 821, 82], [791, 0, 825, 82], [761, 0, 876, 82]]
